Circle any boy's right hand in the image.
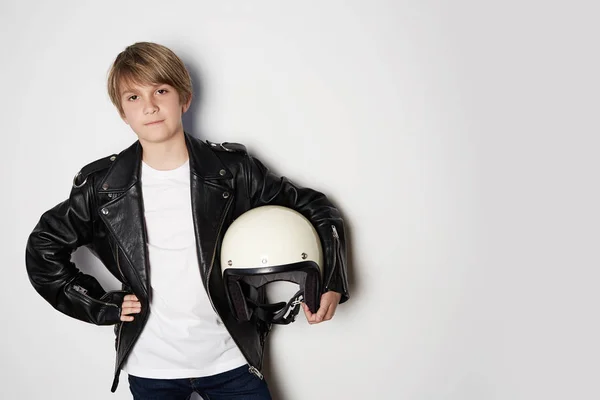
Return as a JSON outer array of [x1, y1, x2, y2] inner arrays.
[[120, 294, 141, 322]]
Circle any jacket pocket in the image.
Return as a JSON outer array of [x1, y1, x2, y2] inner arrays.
[[66, 284, 123, 325]]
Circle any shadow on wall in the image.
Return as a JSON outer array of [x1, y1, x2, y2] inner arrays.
[[181, 59, 204, 139]]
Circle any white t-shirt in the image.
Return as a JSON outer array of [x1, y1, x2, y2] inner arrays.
[[122, 158, 246, 379]]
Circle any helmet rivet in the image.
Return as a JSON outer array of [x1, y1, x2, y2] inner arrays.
[[301, 253, 307, 260], [227, 260, 232, 266]]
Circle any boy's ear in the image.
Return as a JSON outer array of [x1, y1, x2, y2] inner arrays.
[[182, 95, 192, 114]]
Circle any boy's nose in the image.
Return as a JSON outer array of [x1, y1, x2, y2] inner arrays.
[[143, 100, 158, 114]]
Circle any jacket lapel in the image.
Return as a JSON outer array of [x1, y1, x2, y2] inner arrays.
[[186, 134, 234, 288], [97, 142, 151, 298], [97, 133, 234, 299]]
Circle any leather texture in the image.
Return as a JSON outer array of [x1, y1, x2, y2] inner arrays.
[[25, 132, 349, 392]]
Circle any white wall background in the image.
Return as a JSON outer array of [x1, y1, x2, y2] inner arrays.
[[2, 1, 599, 399]]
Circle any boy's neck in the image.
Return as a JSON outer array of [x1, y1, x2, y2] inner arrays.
[[139, 130, 189, 171]]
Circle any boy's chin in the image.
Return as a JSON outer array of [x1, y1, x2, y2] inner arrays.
[[134, 128, 182, 144]]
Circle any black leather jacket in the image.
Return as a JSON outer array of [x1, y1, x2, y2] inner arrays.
[[25, 133, 349, 393]]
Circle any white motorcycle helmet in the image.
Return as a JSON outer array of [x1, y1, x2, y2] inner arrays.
[[220, 206, 323, 325]]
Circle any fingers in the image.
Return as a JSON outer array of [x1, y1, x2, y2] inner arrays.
[[303, 291, 342, 325], [315, 302, 331, 323], [302, 303, 318, 324], [324, 302, 337, 320], [302, 302, 331, 325], [120, 294, 141, 322], [302, 302, 313, 322]]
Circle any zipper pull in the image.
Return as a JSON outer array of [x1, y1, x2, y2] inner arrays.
[[331, 225, 339, 239], [73, 285, 88, 295], [248, 365, 264, 380]]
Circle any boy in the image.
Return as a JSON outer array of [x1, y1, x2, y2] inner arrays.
[[25, 42, 349, 399]]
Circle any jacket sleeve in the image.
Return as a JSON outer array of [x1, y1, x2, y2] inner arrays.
[[25, 175, 125, 325], [244, 154, 349, 303]]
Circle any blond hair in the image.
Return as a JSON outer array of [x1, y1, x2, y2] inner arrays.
[[107, 42, 193, 116]]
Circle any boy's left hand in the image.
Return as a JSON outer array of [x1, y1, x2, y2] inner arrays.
[[302, 291, 342, 324]]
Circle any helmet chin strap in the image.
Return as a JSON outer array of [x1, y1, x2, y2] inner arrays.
[[276, 292, 305, 324], [246, 290, 305, 325]]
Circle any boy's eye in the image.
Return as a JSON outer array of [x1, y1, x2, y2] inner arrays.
[[157, 89, 167, 94], [128, 95, 138, 101]]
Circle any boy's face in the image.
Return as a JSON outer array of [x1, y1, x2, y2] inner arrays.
[[119, 81, 191, 145]]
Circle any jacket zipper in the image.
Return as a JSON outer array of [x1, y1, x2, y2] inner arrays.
[[248, 365, 263, 379], [114, 245, 125, 362], [325, 225, 340, 290], [111, 275, 151, 389], [331, 225, 339, 240], [70, 285, 121, 309], [327, 225, 348, 294], [110, 249, 152, 389], [204, 194, 264, 380]]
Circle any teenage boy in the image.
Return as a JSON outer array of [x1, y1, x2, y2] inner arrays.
[[26, 42, 349, 399]]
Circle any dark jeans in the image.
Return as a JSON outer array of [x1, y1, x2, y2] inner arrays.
[[128, 365, 272, 400]]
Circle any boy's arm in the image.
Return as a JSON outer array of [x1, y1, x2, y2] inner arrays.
[[25, 173, 125, 326], [244, 154, 350, 304]]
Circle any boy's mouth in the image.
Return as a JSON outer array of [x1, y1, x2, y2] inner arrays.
[[145, 120, 164, 126]]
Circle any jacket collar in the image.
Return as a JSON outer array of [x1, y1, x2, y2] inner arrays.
[[98, 132, 231, 192]]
